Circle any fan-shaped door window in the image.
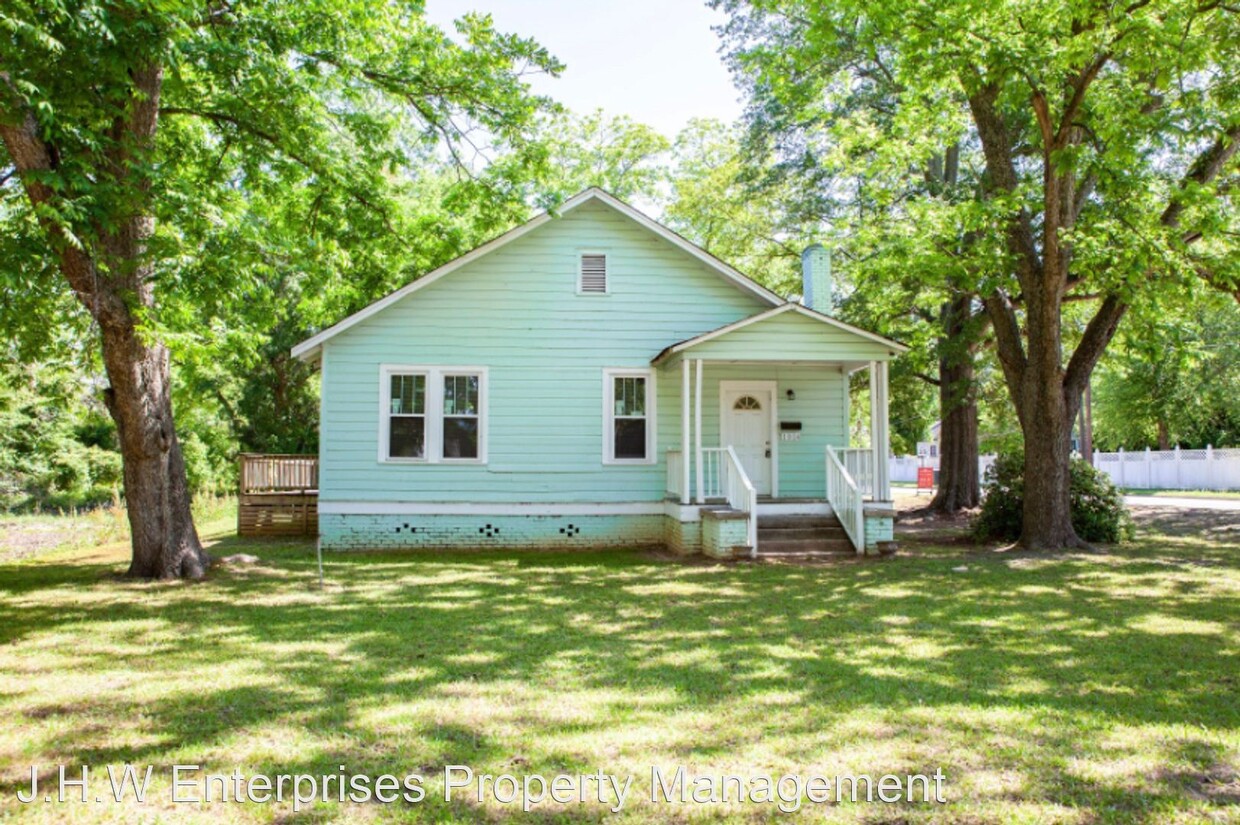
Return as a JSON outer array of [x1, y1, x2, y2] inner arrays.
[[733, 395, 762, 411]]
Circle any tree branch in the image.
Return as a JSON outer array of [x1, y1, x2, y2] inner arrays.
[[1160, 123, 1240, 229], [1064, 294, 1127, 399], [967, 82, 1044, 291], [160, 106, 397, 232], [982, 289, 1027, 404]]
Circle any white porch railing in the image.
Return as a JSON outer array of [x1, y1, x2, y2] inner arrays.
[[837, 448, 875, 499], [667, 447, 729, 500], [700, 447, 726, 499], [665, 447, 759, 554], [826, 446, 865, 554], [666, 449, 686, 499], [722, 446, 759, 555]]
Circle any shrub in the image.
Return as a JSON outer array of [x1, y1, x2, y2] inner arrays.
[[974, 452, 1134, 544]]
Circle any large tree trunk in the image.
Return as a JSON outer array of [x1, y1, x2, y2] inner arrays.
[[1, 63, 209, 579], [1013, 289, 1086, 550], [930, 295, 980, 512], [1018, 377, 1081, 549], [100, 316, 208, 579]]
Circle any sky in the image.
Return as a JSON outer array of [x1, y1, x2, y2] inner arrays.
[[424, 0, 744, 138]]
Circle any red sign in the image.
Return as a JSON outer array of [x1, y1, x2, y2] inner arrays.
[[917, 467, 935, 489]]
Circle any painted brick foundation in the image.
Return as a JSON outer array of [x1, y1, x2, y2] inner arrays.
[[702, 511, 750, 559], [863, 513, 894, 550], [664, 518, 701, 555], [320, 512, 666, 551]]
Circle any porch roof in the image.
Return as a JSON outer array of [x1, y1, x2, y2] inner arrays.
[[651, 303, 908, 368]]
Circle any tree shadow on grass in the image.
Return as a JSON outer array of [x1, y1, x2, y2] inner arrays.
[[1, 523, 1237, 822]]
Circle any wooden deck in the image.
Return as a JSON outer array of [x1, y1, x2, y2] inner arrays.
[[237, 454, 318, 537]]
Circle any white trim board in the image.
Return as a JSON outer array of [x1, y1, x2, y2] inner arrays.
[[652, 303, 909, 365], [291, 188, 784, 362], [319, 501, 667, 516], [318, 499, 835, 519]]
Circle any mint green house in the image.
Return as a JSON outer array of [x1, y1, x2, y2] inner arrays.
[[292, 189, 905, 557]]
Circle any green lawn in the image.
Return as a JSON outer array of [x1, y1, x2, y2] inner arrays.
[[0, 505, 1236, 823]]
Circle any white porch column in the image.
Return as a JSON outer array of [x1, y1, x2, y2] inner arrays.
[[680, 359, 690, 504], [869, 360, 891, 501], [695, 358, 705, 504]]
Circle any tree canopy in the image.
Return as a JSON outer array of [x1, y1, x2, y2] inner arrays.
[[715, 0, 1240, 546]]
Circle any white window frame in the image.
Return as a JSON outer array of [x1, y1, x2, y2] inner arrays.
[[378, 365, 488, 465], [603, 367, 656, 465], [576, 250, 610, 295]]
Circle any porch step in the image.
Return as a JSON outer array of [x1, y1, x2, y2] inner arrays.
[[758, 537, 855, 554], [760, 527, 850, 542], [757, 514, 855, 555]]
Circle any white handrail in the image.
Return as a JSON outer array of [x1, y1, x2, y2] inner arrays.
[[826, 446, 865, 554], [722, 446, 759, 556]]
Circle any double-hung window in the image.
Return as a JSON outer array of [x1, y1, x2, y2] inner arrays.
[[441, 373, 481, 459], [603, 368, 655, 464], [381, 366, 487, 463], [387, 373, 427, 458]]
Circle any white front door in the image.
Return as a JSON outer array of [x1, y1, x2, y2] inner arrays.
[[721, 385, 773, 495]]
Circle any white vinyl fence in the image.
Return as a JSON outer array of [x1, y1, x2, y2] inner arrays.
[[891, 446, 1240, 491], [889, 454, 996, 484], [1093, 446, 1240, 491]]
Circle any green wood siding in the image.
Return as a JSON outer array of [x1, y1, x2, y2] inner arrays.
[[657, 363, 849, 498], [319, 201, 855, 503], [674, 308, 897, 363]]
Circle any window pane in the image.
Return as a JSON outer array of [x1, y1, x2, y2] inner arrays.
[[614, 376, 645, 416], [389, 416, 425, 458], [443, 417, 479, 459], [390, 374, 425, 415], [443, 374, 478, 416], [614, 419, 646, 460]]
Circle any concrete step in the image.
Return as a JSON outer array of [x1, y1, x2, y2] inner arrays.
[[758, 526, 850, 542], [757, 515, 843, 529], [757, 537, 855, 554]]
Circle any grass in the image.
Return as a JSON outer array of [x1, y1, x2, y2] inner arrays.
[[0, 505, 1237, 823]]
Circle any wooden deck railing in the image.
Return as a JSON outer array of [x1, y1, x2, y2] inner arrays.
[[239, 453, 319, 493], [238, 453, 318, 537]]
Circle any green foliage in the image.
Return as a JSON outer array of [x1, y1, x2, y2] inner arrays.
[[1093, 289, 1240, 449], [663, 119, 807, 294], [0, 0, 569, 513], [0, 359, 120, 511], [532, 110, 670, 207], [714, 0, 1240, 505], [974, 452, 1134, 544]]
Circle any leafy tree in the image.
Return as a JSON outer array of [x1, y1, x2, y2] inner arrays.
[[1093, 289, 1240, 449], [702, 4, 994, 513], [0, 355, 121, 511], [532, 109, 669, 207], [716, 0, 1239, 547], [665, 119, 939, 457], [664, 119, 804, 292], [0, 0, 560, 577]]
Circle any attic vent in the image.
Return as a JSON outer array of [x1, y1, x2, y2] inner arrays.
[[579, 253, 608, 294]]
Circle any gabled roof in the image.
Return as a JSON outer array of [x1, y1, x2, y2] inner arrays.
[[651, 302, 909, 365], [291, 188, 785, 362]]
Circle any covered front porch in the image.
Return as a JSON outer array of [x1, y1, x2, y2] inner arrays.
[[651, 303, 904, 556]]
